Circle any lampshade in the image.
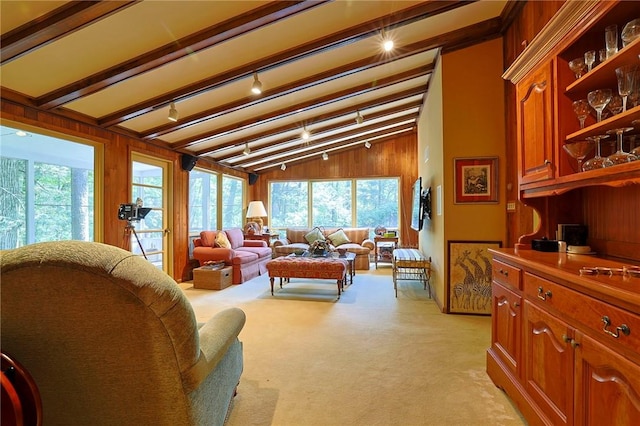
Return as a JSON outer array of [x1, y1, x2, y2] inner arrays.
[[246, 201, 267, 218]]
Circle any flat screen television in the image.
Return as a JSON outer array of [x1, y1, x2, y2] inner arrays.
[[410, 177, 423, 231]]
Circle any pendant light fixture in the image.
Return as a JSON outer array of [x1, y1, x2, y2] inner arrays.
[[364, 140, 371, 149], [251, 72, 263, 94], [243, 142, 251, 156], [355, 111, 364, 125], [322, 151, 329, 161], [168, 102, 178, 122]]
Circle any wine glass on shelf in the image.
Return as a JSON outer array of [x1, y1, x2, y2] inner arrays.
[[631, 119, 640, 157], [582, 134, 610, 171], [563, 141, 594, 172], [587, 89, 612, 122], [615, 65, 638, 112], [608, 95, 623, 116], [605, 127, 637, 166], [572, 99, 590, 129], [584, 50, 596, 72], [568, 58, 587, 79]]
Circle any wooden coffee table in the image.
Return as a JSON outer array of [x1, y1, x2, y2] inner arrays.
[[266, 253, 355, 298]]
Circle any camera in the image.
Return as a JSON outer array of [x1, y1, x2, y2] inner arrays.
[[118, 203, 151, 222]]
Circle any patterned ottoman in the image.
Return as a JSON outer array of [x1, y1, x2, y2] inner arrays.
[[266, 256, 348, 298]]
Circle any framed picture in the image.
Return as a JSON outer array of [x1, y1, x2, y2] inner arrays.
[[447, 240, 502, 315], [453, 157, 498, 204]]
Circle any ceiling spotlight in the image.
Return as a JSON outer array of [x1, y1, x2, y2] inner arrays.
[[168, 102, 178, 122], [251, 72, 262, 95], [301, 126, 310, 140], [381, 28, 394, 52], [355, 111, 364, 125], [281, 163, 287, 171], [364, 140, 371, 149], [15, 130, 28, 137], [322, 152, 329, 161], [243, 143, 251, 156]]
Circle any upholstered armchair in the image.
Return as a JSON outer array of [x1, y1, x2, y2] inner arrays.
[[0, 241, 245, 426]]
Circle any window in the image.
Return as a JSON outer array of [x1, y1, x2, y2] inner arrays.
[[222, 175, 244, 228], [270, 181, 308, 227], [269, 178, 399, 230], [312, 180, 352, 226], [188, 170, 245, 232], [0, 125, 99, 249], [356, 179, 399, 228], [189, 169, 218, 233]]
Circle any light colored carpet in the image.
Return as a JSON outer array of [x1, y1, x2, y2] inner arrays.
[[180, 266, 526, 426]]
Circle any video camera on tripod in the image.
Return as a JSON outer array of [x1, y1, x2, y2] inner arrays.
[[118, 202, 151, 222], [118, 198, 152, 259]]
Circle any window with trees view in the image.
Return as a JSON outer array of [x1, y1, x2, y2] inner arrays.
[[0, 125, 97, 249], [269, 178, 399, 231], [188, 170, 245, 233]]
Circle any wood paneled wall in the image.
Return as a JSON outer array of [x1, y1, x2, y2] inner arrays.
[[249, 132, 419, 247]]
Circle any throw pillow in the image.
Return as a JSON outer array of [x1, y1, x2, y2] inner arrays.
[[327, 229, 351, 246], [304, 227, 325, 244], [215, 231, 231, 249]]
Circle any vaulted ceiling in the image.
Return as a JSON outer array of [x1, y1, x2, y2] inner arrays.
[[1, 1, 517, 174]]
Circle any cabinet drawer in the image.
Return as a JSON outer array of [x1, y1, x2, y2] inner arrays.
[[492, 259, 521, 289], [524, 272, 640, 356]]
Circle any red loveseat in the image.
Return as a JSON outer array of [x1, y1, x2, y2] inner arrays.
[[193, 228, 272, 284]]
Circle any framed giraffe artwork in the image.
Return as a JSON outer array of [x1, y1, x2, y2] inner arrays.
[[446, 240, 502, 315]]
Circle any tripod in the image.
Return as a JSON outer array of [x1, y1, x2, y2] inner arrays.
[[125, 221, 148, 260]]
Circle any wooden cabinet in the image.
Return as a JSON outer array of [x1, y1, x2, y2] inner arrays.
[[505, 1, 640, 199], [487, 248, 640, 426], [517, 60, 555, 185]]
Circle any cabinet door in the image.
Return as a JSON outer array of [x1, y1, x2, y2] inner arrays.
[[524, 300, 573, 426], [574, 332, 640, 426], [491, 282, 521, 377], [517, 60, 555, 185]]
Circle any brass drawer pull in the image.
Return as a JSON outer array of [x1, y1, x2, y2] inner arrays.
[[537, 286, 552, 301], [602, 316, 631, 338]]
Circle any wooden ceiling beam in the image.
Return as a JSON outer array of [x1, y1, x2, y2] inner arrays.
[[231, 114, 418, 168], [194, 87, 425, 156], [90, 1, 472, 127], [172, 66, 429, 150], [1, 1, 139, 65], [252, 124, 416, 172], [34, 1, 327, 109], [213, 101, 422, 161]]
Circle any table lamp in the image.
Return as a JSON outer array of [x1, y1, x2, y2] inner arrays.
[[246, 201, 267, 234]]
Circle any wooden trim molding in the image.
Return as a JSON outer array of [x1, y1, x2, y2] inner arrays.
[[502, 0, 604, 84]]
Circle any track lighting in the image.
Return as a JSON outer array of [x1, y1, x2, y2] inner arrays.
[[243, 143, 250, 156], [381, 28, 394, 52], [168, 102, 178, 122], [322, 152, 328, 161], [301, 126, 310, 140], [251, 72, 262, 95], [355, 111, 364, 125], [281, 163, 287, 171], [364, 140, 371, 149]]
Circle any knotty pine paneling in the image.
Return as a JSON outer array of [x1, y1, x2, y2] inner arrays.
[[249, 132, 418, 247]]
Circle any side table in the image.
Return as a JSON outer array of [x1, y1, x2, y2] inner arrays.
[[374, 236, 399, 269], [244, 233, 279, 246]]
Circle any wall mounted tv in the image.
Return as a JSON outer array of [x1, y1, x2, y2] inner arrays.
[[411, 177, 423, 231]]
